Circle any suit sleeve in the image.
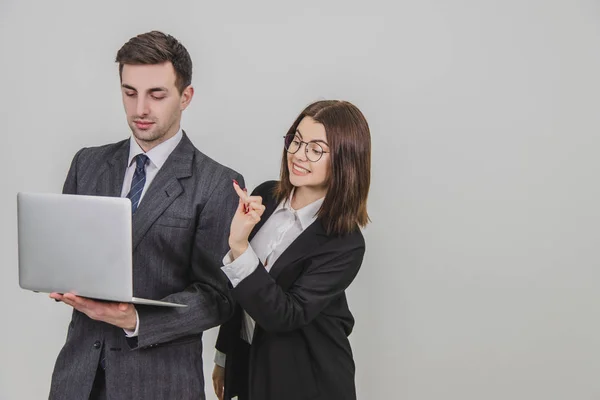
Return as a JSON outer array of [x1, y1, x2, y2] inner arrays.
[[231, 242, 365, 333], [62, 148, 86, 195], [132, 173, 244, 349], [215, 307, 239, 354]]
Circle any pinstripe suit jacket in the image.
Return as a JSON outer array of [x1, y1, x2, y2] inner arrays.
[[49, 132, 242, 400]]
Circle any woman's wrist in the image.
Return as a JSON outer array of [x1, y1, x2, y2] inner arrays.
[[229, 241, 249, 261]]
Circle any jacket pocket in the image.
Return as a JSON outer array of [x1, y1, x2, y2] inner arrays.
[[155, 215, 191, 228]]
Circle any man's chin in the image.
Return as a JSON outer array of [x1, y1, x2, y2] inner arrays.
[[131, 128, 159, 142]]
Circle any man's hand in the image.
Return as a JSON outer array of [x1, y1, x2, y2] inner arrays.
[[50, 292, 137, 330], [212, 364, 225, 400]]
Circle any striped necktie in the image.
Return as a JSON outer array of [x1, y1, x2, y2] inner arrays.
[[126, 154, 149, 214]]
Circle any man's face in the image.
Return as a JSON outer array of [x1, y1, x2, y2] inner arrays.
[[120, 62, 193, 150]]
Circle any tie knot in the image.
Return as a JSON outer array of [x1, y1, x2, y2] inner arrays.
[[134, 154, 149, 171]]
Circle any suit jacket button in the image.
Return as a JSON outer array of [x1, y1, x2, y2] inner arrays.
[[93, 341, 101, 349]]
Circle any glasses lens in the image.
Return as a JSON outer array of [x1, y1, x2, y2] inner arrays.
[[285, 134, 300, 153], [284, 134, 294, 148], [306, 142, 324, 161]]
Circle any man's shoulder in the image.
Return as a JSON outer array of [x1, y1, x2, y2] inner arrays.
[[76, 138, 129, 161], [191, 147, 242, 181]]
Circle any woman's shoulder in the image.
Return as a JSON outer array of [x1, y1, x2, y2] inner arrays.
[[251, 180, 279, 198], [323, 224, 366, 252]]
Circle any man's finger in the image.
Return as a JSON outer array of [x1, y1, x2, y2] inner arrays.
[[50, 293, 63, 302], [65, 293, 94, 309], [60, 298, 79, 310]]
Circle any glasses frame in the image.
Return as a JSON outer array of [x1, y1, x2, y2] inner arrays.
[[283, 134, 330, 162]]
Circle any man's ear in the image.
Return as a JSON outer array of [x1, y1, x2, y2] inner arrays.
[[180, 85, 194, 111]]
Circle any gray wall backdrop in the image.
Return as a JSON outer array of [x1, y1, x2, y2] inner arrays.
[[1, 0, 600, 399]]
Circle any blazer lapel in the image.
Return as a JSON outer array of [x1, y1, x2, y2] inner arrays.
[[95, 140, 129, 197], [131, 133, 194, 250], [268, 217, 329, 281], [249, 184, 331, 280]]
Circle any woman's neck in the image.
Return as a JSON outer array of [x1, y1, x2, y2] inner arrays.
[[291, 186, 326, 210]]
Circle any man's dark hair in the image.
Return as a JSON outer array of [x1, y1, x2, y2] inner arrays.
[[115, 31, 192, 93]]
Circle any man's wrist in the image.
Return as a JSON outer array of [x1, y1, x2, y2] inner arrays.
[[123, 309, 138, 331], [124, 319, 136, 331]]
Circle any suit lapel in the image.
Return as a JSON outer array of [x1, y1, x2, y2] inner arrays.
[[131, 133, 194, 250], [95, 140, 129, 197]]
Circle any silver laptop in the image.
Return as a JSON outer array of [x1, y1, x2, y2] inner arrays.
[[17, 192, 186, 308]]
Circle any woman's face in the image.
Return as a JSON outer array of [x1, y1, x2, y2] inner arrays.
[[287, 116, 331, 197]]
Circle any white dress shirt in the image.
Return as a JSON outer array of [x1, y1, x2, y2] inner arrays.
[[214, 192, 324, 367], [121, 129, 183, 337]]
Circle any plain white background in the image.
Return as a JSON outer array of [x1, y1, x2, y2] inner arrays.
[[1, 1, 600, 399]]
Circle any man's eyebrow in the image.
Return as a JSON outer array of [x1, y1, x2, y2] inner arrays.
[[121, 85, 168, 93]]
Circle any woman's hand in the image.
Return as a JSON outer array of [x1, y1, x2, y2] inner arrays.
[[212, 364, 225, 400], [229, 180, 266, 260]]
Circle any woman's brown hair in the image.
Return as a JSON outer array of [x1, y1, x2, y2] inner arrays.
[[274, 100, 371, 236]]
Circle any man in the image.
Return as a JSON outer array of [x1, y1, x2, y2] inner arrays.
[[48, 31, 243, 400]]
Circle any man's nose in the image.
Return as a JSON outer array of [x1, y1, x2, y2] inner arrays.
[[136, 98, 149, 117]]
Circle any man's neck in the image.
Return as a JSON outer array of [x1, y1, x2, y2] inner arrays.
[[135, 125, 181, 153]]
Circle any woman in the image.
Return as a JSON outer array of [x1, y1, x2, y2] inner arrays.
[[212, 100, 371, 400]]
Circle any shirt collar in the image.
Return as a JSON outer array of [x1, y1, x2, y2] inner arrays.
[[127, 129, 183, 169], [275, 189, 325, 230]]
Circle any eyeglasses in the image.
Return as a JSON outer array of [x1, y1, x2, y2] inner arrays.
[[283, 134, 330, 162]]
